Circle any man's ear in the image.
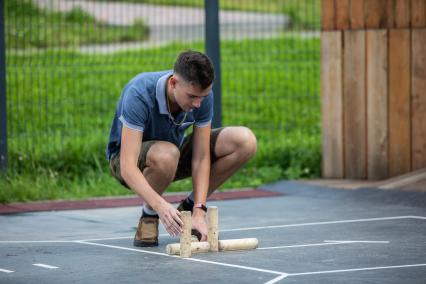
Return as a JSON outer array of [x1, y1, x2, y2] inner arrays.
[[169, 75, 177, 88]]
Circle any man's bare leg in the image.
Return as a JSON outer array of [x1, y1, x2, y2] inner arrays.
[[142, 141, 180, 210], [133, 141, 180, 247], [208, 126, 257, 195]]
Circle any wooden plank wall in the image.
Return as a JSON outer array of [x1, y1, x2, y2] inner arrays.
[[321, 0, 426, 179], [321, 32, 344, 178], [344, 31, 366, 179], [366, 30, 388, 179], [389, 30, 411, 177]]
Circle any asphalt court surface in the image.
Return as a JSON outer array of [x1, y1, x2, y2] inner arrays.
[[1, 181, 425, 283]]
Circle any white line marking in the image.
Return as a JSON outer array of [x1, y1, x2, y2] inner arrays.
[[186, 257, 287, 275], [223, 216, 425, 232], [0, 268, 14, 273], [264, 273, 288, 284], [32, 263, 59, 269], [411, 215, 426, 219], [74, 215, 424, 242], [74, 236, 133, 242], [287, 263, 426, 276], [258, 242, 352, 250], [1, 215, 423, 243], [75, 234, 183, 242], [76, 234, 176, 242], [0, 240, 72, 243], [258, 240, 389, 250], [75, 241, 170, 257], [76, 241, 287, 276], [323, 240, 390, 244]]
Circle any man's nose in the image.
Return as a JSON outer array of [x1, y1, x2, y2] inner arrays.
[[192, 100, 201, 108]]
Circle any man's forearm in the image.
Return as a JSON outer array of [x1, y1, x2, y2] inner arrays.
[[191, 156, 210, 205]]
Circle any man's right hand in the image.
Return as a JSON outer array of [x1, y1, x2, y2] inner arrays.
[[155, 201, 183, 237]]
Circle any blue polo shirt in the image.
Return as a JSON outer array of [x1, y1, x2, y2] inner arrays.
[[106, 70, 213, 160]]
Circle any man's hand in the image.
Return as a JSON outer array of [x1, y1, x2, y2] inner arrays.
[[192, 209, 208, 241], [155, 200, 183, 237]]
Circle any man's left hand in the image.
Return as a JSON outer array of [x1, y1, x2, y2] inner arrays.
[[191, 209, 208, 241]]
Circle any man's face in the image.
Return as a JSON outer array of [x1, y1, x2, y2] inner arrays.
[[171, 75, 212, 112]]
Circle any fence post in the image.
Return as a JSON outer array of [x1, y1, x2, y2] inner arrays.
[[205, 0, 222, 128], [0, 0, 7, 172]]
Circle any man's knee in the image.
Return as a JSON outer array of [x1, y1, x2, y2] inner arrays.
[[146, 142, 180, 174], [236, 127, 257, 158], [220, 126, 257, 159]]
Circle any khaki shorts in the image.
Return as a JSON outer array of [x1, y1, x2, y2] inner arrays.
[[109, 128, 224, 189]]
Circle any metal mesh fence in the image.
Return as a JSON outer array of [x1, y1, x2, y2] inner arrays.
[[4, 0, 320, 176]]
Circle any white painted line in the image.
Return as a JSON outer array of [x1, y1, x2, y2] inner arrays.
[[259, 240, 390, 250], [76, 241, 287, 276], [258, 242, 351, 250], [0, 240, 72, 243], [323, 240, 390, 244], [187, 257, 287, 275], [287, 263, 426, 277], [0, 268, 14, 273], [264, 273, 288, 284], [411, 215, 426, 219], [32, 263, 59, 269], [74, 236, 133, 242], [223, 216, 425, 232], [75, 241, 170, 257], [76, 215, 421, 242], [1, 215, 423, 243]]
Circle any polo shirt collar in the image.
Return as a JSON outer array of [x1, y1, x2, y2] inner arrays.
[[156, 71, 173, 115]]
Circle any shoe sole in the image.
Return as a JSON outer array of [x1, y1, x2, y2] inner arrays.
[[133, 239, 159, 247]]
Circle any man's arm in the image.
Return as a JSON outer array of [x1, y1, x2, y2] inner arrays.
[[191, 123, 212, 241], [120, 126, 182, 236]]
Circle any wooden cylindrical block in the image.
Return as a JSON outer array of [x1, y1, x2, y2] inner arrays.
[[218, 238, 258, 251], [207, 206, 219, 252], [166, 238, 259, 255], [167, 241, 210, 255], [180, 211, 192, 258]]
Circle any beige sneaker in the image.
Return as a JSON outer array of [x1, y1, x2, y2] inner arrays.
[[133, 216, 159, 247]]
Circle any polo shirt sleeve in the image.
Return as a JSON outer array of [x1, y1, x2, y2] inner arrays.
[[194, 91, 213, 127], [119, 87, 149, 132]]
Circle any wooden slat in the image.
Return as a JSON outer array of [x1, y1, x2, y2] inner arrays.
[[350, 0, 364, 29], [411, 29, 426, 170], [411, 0, 426, 27], [344, 30, 366, 179], [366, 30, 388, 179], [389, 29, 411, 176], [395, 0, 411, 28], [321, 31, 344, 178], [321, 0, 335, 30], [336, 0, 350, 29], [386, 0, 396, 28], [365, 0, 388, 28]]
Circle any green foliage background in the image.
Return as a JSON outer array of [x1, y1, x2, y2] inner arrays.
[[1, 0, 321, 203]]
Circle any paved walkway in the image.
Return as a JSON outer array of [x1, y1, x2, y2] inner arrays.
[[34, 0, 289, 52]]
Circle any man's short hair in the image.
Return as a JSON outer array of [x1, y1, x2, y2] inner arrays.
[[173, 50, 215, 89]]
